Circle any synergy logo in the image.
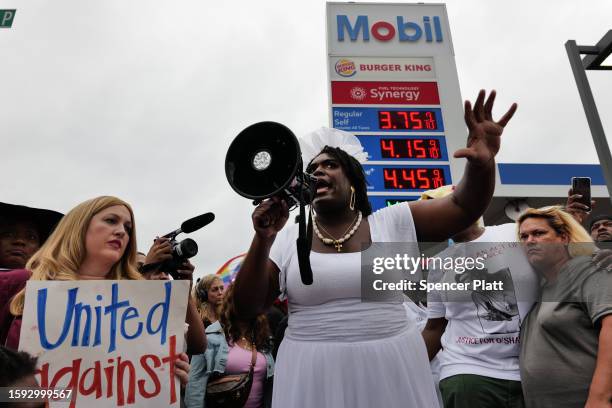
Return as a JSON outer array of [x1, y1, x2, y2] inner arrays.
[[350, 87, 368, 101], [332, 81, 440, 105], [335, 59, 357, 77], [337, 15, 443, 43]]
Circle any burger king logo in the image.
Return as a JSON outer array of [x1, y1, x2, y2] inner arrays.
[[335, 59, 356, 77]]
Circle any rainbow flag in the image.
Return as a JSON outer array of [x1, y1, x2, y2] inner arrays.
[[215, 253, 246, 285]]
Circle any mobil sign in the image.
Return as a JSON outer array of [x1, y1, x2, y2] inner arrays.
[[327, 3, 454, 56], [336, 15, 443, 43]]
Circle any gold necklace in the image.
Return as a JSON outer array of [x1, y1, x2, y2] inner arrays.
[[313, 211, 362, 252]]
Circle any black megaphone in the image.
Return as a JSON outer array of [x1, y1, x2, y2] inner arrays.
[[225, 121, 316, 207], [225, 121, 315, 285]]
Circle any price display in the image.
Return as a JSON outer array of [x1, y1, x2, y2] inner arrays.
[[332, 107, 443, 132], [378, 110, 438, 130], [380, 138, 441, 159], [382, 167, 446, 190]]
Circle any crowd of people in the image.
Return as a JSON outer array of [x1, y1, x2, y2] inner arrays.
[[0, 89, 611, 408]]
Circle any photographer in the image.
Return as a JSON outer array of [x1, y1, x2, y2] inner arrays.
[[142, 237, 206, 355]]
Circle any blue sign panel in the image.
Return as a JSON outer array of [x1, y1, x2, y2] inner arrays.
[[498, 163, 605, 185], [364, 163, 451, 192], [332, 107, 444, 132], [356, 134, 449, 161]]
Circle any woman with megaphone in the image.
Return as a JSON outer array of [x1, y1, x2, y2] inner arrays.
[[232, 90, 517, 408]]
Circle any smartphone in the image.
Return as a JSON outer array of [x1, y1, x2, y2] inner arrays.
[[571, 177, 591, 211]]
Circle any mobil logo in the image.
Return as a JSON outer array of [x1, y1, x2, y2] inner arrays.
[[336, 15, 443, 43]]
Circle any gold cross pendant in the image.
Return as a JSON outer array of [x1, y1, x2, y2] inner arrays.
[[334, 241, 343, 252]]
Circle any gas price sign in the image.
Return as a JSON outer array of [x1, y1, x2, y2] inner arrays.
[[357, 135, 448, 161], [327, 3, 465, 208], [364, 164, 451, 192], [379, 110, 438, 130], [332, 107, 444, 133], [380, 138, 441, 158]]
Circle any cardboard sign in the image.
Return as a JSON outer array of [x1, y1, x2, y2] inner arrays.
[[19, 280, 190, 407]]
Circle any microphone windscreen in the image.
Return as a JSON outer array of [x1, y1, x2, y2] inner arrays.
[[182, 213, 215, 233]]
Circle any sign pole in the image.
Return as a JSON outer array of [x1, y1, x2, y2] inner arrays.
[[565, 39, 612, 203]]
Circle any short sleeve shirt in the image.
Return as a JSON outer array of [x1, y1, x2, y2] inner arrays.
[[520, 256, 612, 408]]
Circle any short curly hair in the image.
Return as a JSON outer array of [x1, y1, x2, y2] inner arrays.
[[0, 346, 38, 386]]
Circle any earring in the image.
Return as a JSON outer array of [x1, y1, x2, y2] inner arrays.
[[349, 186, 356, 211]]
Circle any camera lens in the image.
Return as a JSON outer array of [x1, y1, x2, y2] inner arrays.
[[175, 238, 198, 258]]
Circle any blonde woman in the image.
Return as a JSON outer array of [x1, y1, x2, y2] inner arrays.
[[0, 196, 205, 385], [517, 206, 611, 408], [193, 274, 225, 327]]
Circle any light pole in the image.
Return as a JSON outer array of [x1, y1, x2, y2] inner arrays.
[[566, 30, 612, 203]]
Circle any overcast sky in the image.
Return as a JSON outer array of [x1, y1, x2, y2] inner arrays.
[[1, 0, 611, 278]]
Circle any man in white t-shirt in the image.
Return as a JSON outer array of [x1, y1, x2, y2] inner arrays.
[[420, 186, 538, 408]]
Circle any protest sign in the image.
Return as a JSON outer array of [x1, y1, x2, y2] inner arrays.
[[19, 280, 190, 407]]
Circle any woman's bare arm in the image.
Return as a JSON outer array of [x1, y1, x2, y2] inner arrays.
[[234, 197, 288, 318]]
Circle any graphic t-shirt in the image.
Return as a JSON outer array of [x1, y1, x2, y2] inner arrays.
[[427, 223, 539, 381]]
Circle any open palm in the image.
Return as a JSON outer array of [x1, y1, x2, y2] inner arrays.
[[454, 90, 518, 166]]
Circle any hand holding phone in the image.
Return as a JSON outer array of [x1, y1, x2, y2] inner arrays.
[[571, 177, 592, 212]]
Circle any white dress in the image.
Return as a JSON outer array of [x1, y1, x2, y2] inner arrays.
[[269, 203, 439, 407]]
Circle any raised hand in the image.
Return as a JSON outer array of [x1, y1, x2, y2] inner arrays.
[[454, 90, 518, 167]]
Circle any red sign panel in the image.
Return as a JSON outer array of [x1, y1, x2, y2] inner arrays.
[[331, 81, 440, 105]]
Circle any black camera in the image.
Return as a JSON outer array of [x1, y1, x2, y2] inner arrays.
[[159, 236, 199, 278], [146, 213, 215, 279]]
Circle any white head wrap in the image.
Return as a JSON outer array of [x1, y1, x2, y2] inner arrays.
[[299, 127, 368, 168]]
